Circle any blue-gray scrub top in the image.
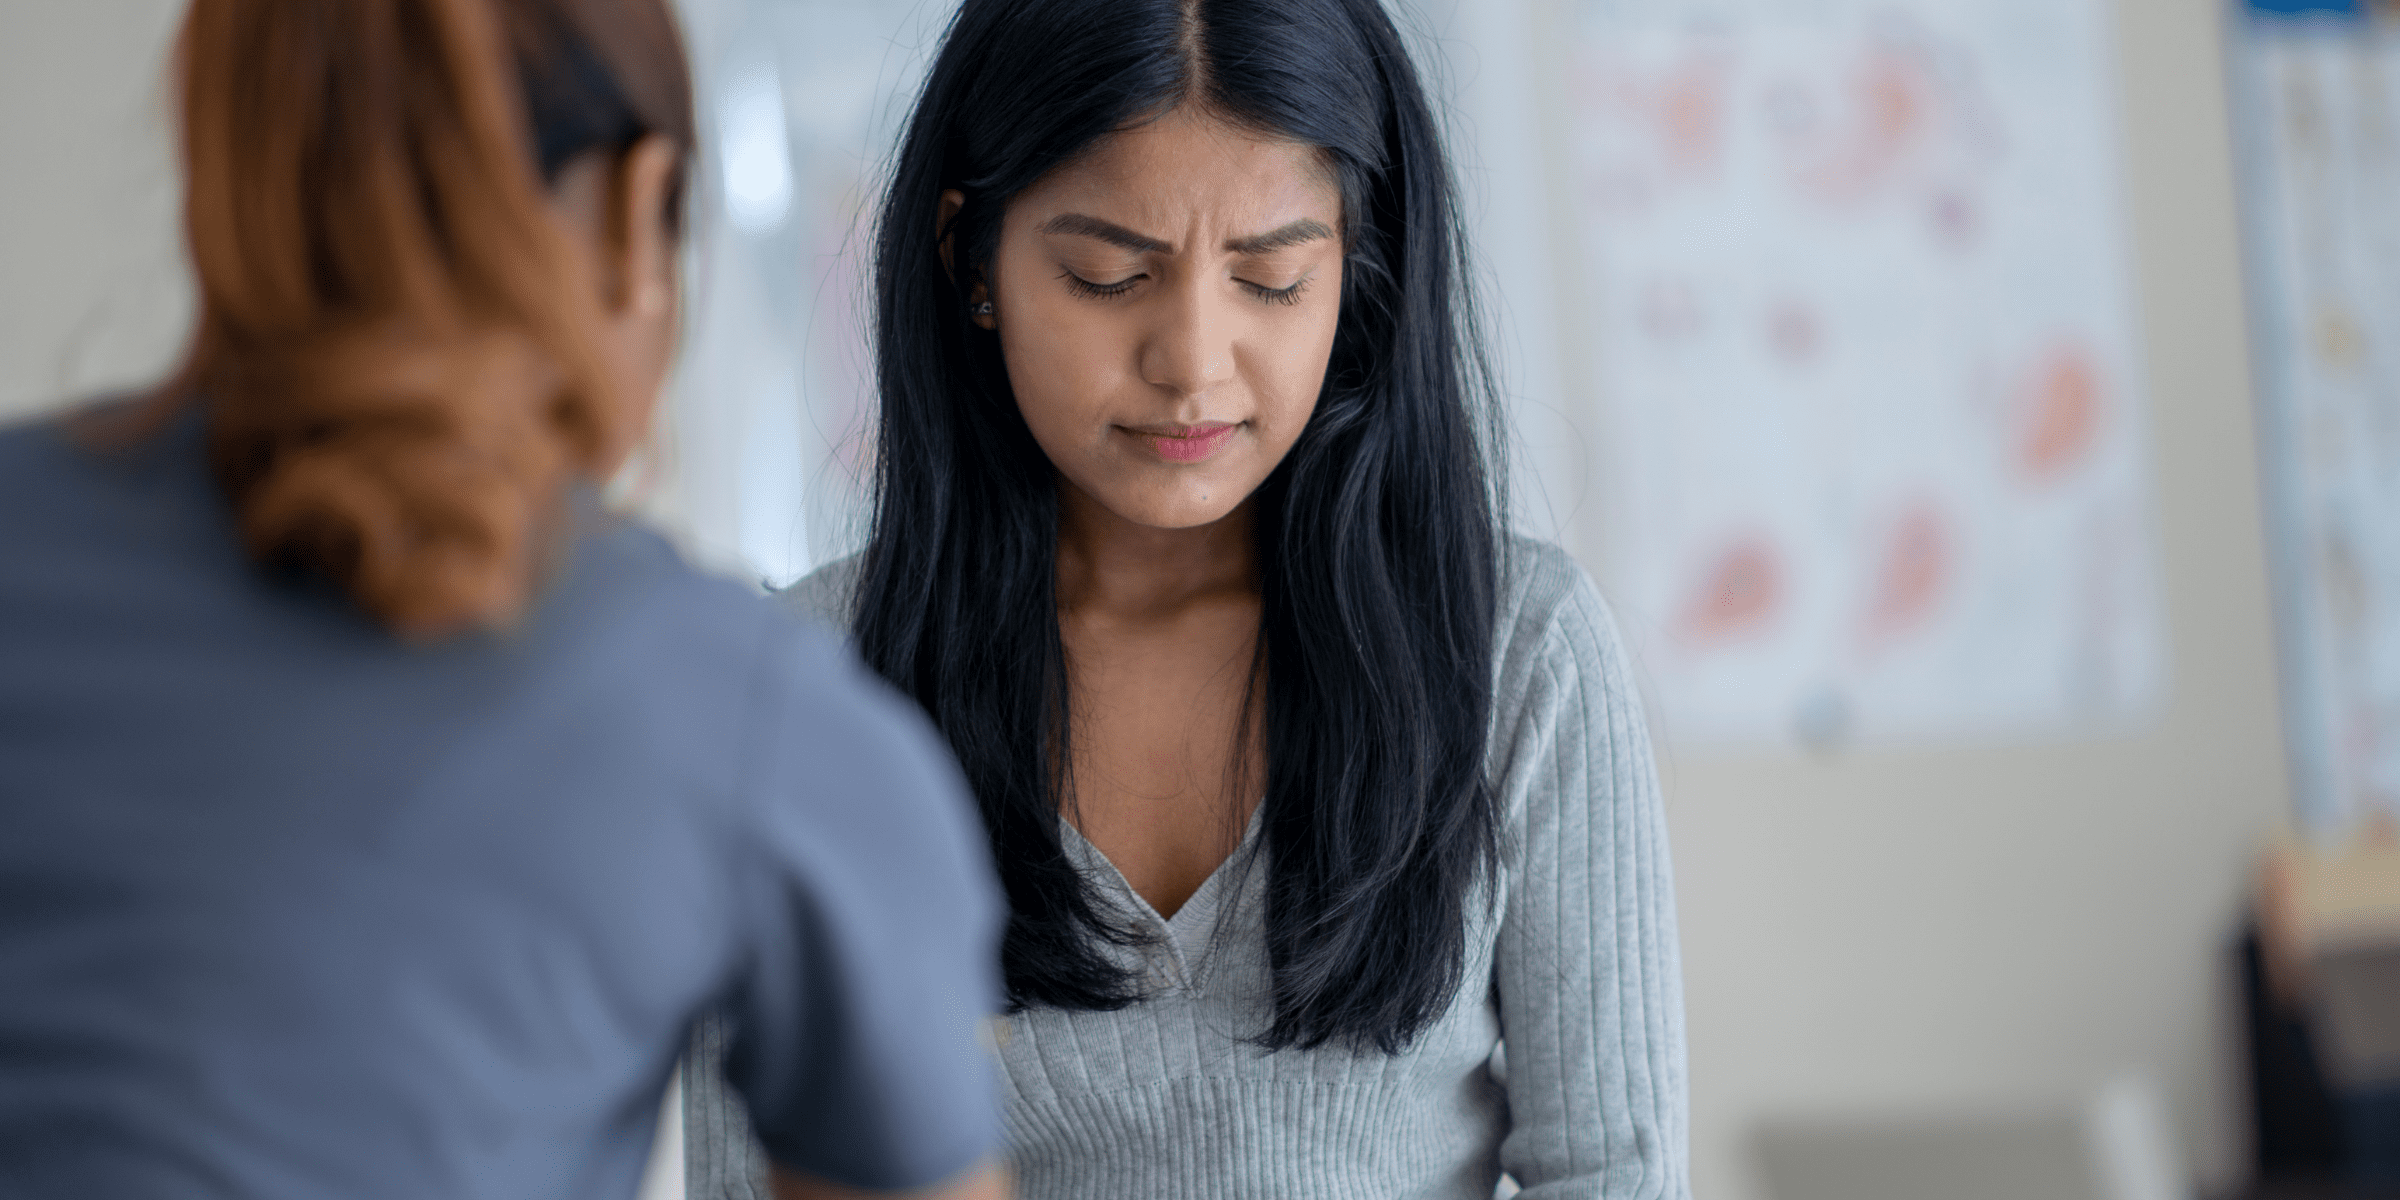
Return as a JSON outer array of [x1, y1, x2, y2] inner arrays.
[[0, 407, 1004, 1200]]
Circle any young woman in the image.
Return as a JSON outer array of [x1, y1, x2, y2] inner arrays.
[[0, 2, 1005, 1198], [687, 0, 1688, 1196]]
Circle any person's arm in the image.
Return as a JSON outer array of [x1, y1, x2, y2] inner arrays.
[[713, 624, 1009, 1197], [1492, 564, 1691, 1199], [683, 1016, 1010, 1200], [770, 1161, 1009, 1200]]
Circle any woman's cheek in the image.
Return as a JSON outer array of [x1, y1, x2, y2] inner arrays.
[[1001, 312, 1104, 450], [1267, 325, 1336, 434]]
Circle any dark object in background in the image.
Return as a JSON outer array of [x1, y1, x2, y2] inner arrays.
[[2241, 925, 2400, 1189], [2235, 1185, 2400, 1200], [2247, 928, 2354, 1173]]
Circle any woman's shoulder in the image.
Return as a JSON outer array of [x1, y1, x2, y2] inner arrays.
[[1486, 539, 1660, 837], [1487, 534, 1652, 776], [1494, 534, 1629, 685], [772, 552, 865, 633]]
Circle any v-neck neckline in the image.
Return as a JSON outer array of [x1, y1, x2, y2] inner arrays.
[[1060, 801, 1264, 934]]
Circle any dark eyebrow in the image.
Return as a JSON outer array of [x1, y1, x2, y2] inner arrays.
[[1037, 213, 1171, 254], [1224, 218, 1336, 255], [1036, 213, 1338, 257]]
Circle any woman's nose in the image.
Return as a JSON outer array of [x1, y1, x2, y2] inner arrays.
[[1138, 280, 1239, 399]]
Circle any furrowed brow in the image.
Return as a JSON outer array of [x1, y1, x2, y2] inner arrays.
[[1225, 218, 1336, 255], [1038, 213, 1172, 254]]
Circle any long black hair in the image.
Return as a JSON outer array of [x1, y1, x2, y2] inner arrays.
[[854, 0, 1506, 1053]]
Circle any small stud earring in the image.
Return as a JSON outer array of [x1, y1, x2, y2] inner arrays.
[[972, 301, 994, 317]]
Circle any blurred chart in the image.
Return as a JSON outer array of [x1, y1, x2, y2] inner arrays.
[[1567, 0, 2166, 747], [2231, 0, 2400, 832]]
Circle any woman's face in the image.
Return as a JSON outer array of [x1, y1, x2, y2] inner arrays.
[[973, 106, 1346, 530]]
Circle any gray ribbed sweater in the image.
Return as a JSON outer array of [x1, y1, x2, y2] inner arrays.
[[684, 538, 1689, 1199]]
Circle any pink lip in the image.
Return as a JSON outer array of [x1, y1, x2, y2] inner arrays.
[[1127, 422, 1239, 464]]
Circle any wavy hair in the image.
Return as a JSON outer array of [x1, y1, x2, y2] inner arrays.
[[856, 0, 1506, 1052], [169, 0, 693, 636]]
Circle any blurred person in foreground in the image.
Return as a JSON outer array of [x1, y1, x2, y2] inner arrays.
[[0, 2, 1006, 1198], [685, 0, 1689, 1197]]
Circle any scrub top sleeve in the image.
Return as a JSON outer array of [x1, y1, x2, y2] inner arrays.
[[720, 627, 1006, 1192]]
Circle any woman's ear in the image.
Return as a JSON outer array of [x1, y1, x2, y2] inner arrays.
[[609, 135, 681, 321], [936, 188, 995, 329]]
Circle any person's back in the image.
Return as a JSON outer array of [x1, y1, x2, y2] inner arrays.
[[0, 410, 996, 1199], [0, 1, 1008, 1197]]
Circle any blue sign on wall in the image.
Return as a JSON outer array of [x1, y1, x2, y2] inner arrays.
[[2245, 0, 2363, 16]]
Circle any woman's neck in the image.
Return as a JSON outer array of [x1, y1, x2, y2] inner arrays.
[[1055, 477, 1257, 618]]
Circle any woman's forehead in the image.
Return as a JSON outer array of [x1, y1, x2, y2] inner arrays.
[[1017, 107, 1341, 240]]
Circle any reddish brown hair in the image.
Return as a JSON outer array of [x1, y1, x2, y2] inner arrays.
[[170, 0, 695, 637]]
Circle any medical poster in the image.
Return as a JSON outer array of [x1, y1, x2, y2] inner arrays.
[[1565, 0, 2167, 746], [2231, 1, 2400, 833]]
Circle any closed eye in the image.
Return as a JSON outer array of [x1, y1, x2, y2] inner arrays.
[[1242, 277, 1309, 307], [1061, 269, 1141, 300]]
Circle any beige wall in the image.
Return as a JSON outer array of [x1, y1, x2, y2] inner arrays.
[[0, 0, 190, 420], [1, 1, 2295, 1197]]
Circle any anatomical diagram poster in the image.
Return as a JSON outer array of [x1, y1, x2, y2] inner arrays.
[[1564, 0, 2167, 747], [2230, 0, 2400, 833]]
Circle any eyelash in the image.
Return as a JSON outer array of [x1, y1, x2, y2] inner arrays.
[[1060, 271, 1139, 301], [1058, 270, 1310, 307], [1246, 279, 1309, 306]]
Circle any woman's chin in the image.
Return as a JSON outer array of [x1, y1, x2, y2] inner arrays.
[[1086, 483, 1254, 533]]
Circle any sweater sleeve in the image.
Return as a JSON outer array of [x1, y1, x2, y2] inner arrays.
[[682, 1013, 774, 1200], [1493, 558, 1690, 1199]]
